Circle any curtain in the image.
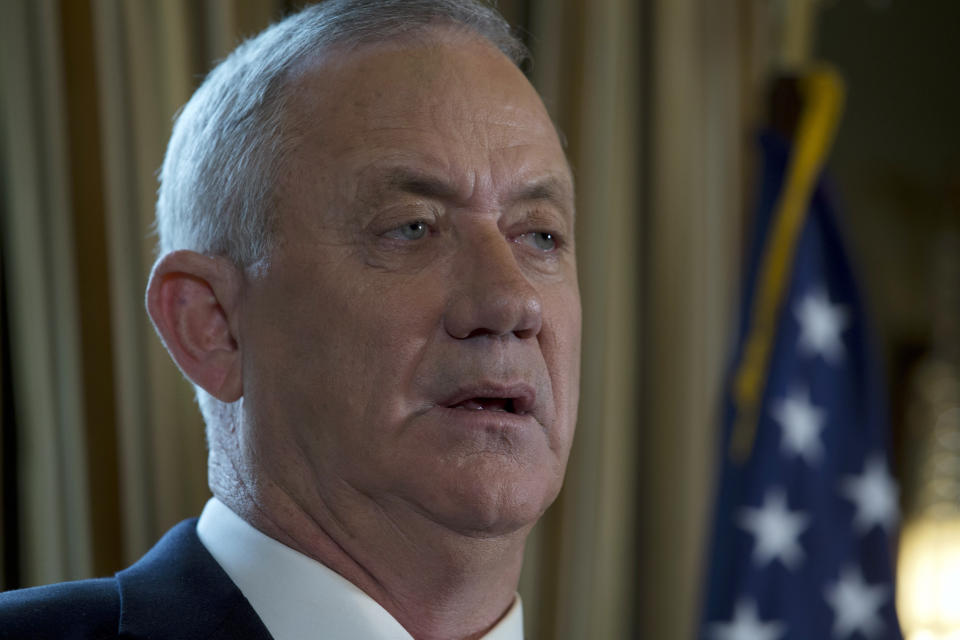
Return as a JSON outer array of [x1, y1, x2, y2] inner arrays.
[[638, 1, 748, 636], [0, 0, 291, 587], [1, 0, 92, 588]]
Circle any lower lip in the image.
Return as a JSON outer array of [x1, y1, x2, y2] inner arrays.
[[430, 406, 538, 431]]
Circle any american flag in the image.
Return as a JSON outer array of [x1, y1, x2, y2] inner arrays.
[[699, 72, 903, 640]]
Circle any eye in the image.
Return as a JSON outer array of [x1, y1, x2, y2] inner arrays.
[[518, 231, 558, 252], [386, 220, 429, 241]]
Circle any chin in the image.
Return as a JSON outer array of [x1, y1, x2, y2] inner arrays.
[[416, 456, 564, 538]]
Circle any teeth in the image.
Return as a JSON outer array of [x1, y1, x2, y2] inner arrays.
[[451, 398, 512, 412], [454, 399, 486, 411]]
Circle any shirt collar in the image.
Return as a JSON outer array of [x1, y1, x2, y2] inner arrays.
[[196, 497, 524, 640]]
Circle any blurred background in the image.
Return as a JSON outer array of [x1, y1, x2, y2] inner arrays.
[[0, 0, 957, 638]]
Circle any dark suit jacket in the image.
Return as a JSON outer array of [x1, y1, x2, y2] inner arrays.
[[0, 519, 273, 639]]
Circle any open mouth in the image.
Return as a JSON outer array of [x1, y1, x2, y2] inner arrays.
[[451, 397, 520, 413], [441, 384, 535, 416]]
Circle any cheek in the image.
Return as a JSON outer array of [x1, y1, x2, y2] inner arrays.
[[538, 284, 581, 451], [542, 283, 582, 381], [290, 267, 448, 419]]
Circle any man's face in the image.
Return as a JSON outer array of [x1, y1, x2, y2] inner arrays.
[[239, 33, 580, 536]]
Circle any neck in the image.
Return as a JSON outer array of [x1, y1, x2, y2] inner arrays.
[[212, 469, 527, 640]]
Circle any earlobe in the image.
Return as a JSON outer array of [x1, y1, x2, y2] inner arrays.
[[146, 251, 243, 403]]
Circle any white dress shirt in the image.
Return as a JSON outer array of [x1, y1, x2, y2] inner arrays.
[[196, 497, 524, 640]]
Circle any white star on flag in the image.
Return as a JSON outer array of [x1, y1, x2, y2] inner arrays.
[[771, 387, 826, 464], [737, 488, 810, 570], [840, 454, 900, 534], [794, 288, 849, 364], [824, 566, 890, 638], [709, 598, 787, 640]]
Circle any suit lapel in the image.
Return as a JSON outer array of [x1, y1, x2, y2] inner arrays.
[[116, 519, 273, 640]]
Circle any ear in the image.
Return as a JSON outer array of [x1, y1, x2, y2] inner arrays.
[[146, 250, 244, 403]]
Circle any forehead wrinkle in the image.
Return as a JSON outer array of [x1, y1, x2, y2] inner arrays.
[[280, 32, 573, 219], [357, 160, 575, 222], [383, 167, 459, 200], [353, 151, 456, 197], [288, 109, 572, 218]]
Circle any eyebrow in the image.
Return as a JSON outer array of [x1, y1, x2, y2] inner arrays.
[[379, 167, 574, 215], [384, 168, 460, 200], [511, 176, 574, 212]]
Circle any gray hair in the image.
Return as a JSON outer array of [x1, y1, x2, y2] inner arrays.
[[154, 0, 528, 432], [155, 0, 528, 268]]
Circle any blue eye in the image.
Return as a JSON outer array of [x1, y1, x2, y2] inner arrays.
[[395, 221, 428, 240], [520, 231, 557, 252]]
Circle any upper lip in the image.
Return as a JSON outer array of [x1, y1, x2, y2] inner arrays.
[[438, 382, 537, 415]]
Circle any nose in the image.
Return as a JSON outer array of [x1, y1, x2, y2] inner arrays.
[[443, 230, 543, 340]]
